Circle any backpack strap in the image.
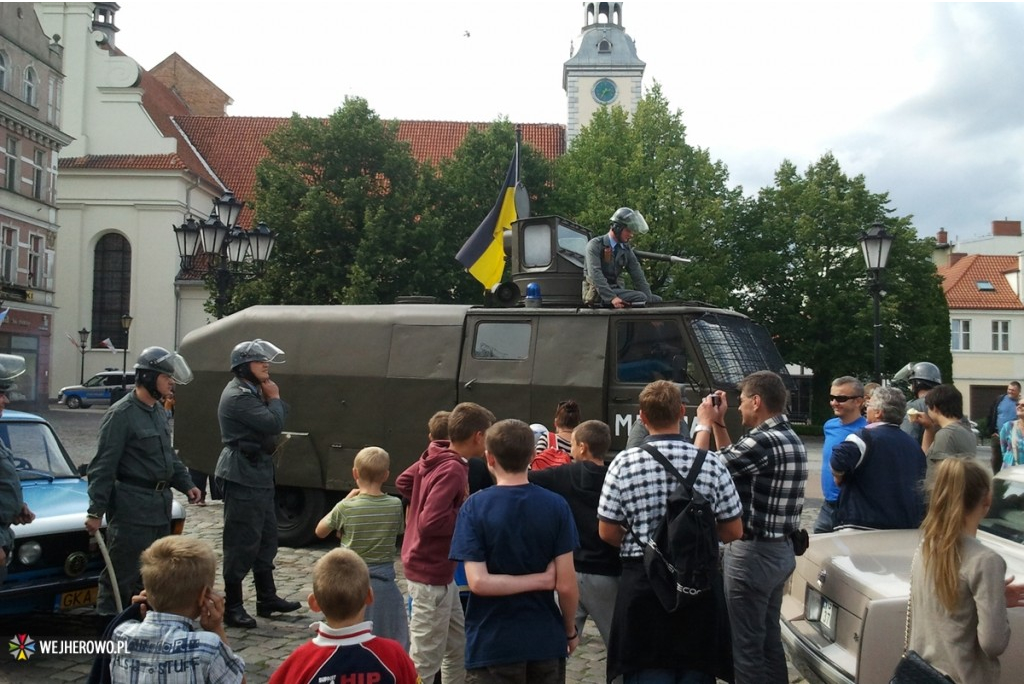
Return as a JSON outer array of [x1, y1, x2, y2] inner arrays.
[[622, 443, 708, 550]]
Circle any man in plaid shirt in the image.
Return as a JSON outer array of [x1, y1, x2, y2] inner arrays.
[[695, 371, 807, 684]]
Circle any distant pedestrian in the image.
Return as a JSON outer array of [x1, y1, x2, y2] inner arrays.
[[86, 347, 200, 620], [315, 446, 408, 649], [269, 549, 418, 684], [988, 381, 1021, 473]]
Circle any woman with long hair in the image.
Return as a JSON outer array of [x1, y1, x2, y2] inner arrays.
[[909, 458, 1011, 682], [535, 400, 581, 455]]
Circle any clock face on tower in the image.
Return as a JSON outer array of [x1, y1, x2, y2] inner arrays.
[[592, 78, 618, 104]]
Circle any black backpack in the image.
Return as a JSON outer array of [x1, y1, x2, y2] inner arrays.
[[625, 444, 720, 613]]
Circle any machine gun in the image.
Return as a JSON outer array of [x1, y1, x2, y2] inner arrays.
[[634, 250, 692, 265]]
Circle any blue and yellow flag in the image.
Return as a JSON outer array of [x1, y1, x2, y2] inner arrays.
[[456, 150, 519, 288]]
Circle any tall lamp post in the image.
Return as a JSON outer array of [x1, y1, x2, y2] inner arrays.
[[173, 191, 276, 319], [859, 221, 894, 383], [120, 314, 133, 391], [77, 327, 89, 384]]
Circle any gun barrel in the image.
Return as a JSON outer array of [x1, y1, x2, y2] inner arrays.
[[634, 250, 692, 264]]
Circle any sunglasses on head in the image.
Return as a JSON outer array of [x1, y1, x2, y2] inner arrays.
[[829, 395, 863, 403]]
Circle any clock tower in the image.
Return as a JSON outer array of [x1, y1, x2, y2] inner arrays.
[[563, 2, 646, 144]]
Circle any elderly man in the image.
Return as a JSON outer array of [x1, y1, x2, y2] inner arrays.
[[987, 381, 1021, 473], [830, 386, 926, 530], [583, 207, 662, 308], [694, 371, 807, 684], [813, 376, 866, 533]]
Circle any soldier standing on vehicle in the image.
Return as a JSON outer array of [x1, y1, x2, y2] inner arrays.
[[0, 354, 34, 583], [584, 207, 662, 308], [85, 347, 200, 620], [215, 339, 299, 628]]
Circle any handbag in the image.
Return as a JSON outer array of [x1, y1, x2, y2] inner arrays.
[[889, 548, 953, 684]]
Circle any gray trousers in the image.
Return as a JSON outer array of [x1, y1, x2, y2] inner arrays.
[[98, 519, 170, 615], [367, 562, 410, 651], [221, 480, 278, 584], [723, 539, 795, 684], [576, 571, 619, 647]]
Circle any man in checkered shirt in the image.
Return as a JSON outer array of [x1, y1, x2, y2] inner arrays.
[[598, 380, 743, 683], [695, 370, 807, 684]]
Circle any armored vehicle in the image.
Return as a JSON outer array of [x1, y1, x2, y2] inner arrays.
[[174, 216, 792, 545]]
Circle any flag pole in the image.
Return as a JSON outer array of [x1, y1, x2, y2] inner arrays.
[[514, 124, 522, 186]]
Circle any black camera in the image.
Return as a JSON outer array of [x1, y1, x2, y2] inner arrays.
[[710, 394, 721, 407]]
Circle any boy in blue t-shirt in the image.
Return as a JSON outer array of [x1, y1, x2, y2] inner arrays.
[[450, 419, 579, 684]]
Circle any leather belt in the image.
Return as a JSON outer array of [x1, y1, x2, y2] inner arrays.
[[118, 475, 169, 491]]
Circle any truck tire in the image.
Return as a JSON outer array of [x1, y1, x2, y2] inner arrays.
[[65, 396, 82, 409], [275, 486, 326, 547]]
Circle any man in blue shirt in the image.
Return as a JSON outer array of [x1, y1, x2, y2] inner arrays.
[[813, 376, 867, 533], [987, 381, 1020, 474]]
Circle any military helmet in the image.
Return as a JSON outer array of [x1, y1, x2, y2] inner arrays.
[[0, 353, 26, 392], [909, 361, 942, 387], [134, 346, 194, 385], [609, 207, 650, 236], [230, 339, 285, 371]]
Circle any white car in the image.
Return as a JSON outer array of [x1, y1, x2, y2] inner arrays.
[[782, 465, 1024, 683]]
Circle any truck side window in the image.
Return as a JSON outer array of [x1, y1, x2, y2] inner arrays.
[[473, 322, 531, 360], [616, 320, 686, 383]]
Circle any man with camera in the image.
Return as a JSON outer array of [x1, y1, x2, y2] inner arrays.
[[215, 339, 299, 628]]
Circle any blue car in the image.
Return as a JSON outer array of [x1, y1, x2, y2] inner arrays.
[[0, 410, 185, 615]]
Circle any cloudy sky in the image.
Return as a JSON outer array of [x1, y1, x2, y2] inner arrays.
[[111, 1, 1024, 242]]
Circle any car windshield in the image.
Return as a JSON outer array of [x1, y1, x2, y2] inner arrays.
[[981, 475, 1024, 544], [5, 421, 77, 479], [82, 375, 108, 387]]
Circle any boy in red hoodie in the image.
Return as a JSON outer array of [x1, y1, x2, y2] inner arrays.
[[396, 402, 494, 684]]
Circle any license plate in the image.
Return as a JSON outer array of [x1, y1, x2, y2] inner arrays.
[[820, 596, 836, 633], [57, 586, 98, 611]]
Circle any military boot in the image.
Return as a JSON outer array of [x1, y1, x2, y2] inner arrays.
[[223, 581, 257, 629], [254, 570, 301, 617]]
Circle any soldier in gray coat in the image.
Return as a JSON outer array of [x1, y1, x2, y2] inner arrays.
[[215, 339, 299, 628], [0, 354, 34, 583], [85, 347, 200, 618], [583, 207, 662, 308]]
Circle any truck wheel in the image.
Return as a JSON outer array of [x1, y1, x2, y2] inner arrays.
[[275, 486, 325, 547], [66, 396, 82, 409]]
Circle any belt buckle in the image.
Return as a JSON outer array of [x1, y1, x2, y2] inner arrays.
[[154, 481, 168, 492]]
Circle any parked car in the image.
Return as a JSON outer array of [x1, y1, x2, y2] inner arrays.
[[0, 409, 186, 615], [781, 465, 1024, 683], [57, 370, 135, 409]]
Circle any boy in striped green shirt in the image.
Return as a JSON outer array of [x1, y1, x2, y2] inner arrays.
[[316, 447, 408, 649]]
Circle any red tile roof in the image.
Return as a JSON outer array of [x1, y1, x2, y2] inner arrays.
[[59, 154, 189, 170], [938, 254, 1024, 310], [175, 117, 566, 227]]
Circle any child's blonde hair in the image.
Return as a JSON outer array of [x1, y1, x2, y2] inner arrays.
[[140, 536, 216, 614], [354, 446, 390, 484], [313, 548, 369, 621]]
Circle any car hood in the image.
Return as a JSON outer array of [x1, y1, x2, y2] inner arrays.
[[17, 478, 91, 537], [806, 528, 1024, 601]]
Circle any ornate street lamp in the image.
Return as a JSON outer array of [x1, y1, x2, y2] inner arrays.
[[120, 314, 133, 391], [173, 190, 276, 319], [77, 327, 89, 384], [859, 221, 894, 383]]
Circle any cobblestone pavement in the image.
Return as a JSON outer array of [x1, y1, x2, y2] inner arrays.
[[0, 406, 831, 683]]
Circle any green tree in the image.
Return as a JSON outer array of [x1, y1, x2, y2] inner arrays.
[[231, 97, 422, 310], [734, 153, 951, 422], [550, 84, 743, 305]]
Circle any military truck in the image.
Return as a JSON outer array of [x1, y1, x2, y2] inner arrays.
[[174, 216, 792, 545]]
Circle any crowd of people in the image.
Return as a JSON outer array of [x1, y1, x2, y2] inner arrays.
[[7, 337, 1024, 684]]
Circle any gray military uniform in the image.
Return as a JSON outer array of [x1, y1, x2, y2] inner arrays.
[[214, 376, 287, 584], [86, 391, 193, 615], [584, 234, 661, 306], [0, 441, 24, 583]]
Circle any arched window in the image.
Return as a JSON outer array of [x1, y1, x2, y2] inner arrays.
[[91, 233, 132, 347], [23, 66, 36, 106], [0, 52, 8, 92]]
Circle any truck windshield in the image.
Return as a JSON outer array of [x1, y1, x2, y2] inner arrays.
[[690, 312, 789, 386]]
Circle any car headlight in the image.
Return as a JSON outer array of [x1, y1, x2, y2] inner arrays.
[[16, 540, 42, 565]]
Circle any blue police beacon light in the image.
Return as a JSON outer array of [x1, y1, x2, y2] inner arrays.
[[525, 282, 542, 308]]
